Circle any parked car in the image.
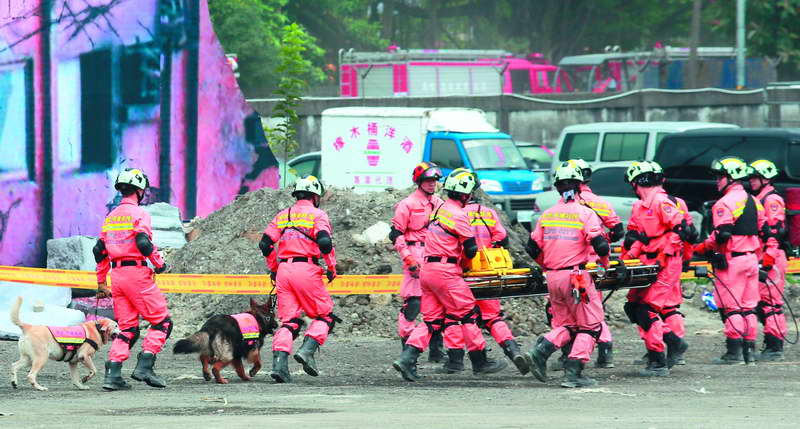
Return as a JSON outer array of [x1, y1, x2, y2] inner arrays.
[[279, 151, 321, 188], [528, 162, 702, 235], [654, 128, 800, 236], [516, 141, 554, 170], [550, 121, 739, 180]]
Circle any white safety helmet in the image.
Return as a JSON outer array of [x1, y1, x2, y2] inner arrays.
[[443, 168, 479, 195], [710, 156, 749, 181], [114, 168, 149, 191], [553, 161, 584, 183], [292, 175, 325, 197], [750, 159, 779, 180], [568, 158, 591, 181], [625, 160, 662, 184]]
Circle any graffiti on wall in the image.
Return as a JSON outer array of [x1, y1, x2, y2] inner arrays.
[[0, 0, 278, 267]]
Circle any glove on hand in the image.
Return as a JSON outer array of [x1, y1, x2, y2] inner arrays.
[[154, 263, 169, 274]]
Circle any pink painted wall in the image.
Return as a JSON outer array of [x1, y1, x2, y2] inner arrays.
[[0, 0, 279, 267]]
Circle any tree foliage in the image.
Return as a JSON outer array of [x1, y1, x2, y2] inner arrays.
[[266, 23, 318, 169], [208, 0, 800, 97]]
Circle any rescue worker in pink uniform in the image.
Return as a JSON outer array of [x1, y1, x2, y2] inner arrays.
[[436, 200, 528, 375], [389, 162, 445, 363], [393, 169, 506, 381], [694, 157, 766, 365], [95, 168, 171, 391], [749, 159, 789, 361], [621, 161, 696, 375], [259, 176, 339, 383], [573, 159, 624, 368], [525, 162, 610, 388]]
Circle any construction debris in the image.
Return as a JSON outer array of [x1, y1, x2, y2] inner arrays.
[[167, 186, 548, 338]]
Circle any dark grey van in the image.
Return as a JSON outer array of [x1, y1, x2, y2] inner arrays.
[[654, 128, 800, 212]]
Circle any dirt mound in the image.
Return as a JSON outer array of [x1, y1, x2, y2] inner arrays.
[[167, 186, 548, 337]]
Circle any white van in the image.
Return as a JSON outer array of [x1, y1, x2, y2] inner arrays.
[[550, 121, 739, 177]]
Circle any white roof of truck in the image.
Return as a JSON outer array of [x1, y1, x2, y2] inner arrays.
[[561, 121, 739, 133], [322, 107, 498, 133]]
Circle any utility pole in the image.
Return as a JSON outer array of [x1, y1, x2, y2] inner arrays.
[[736, 0, 746, 89], [687, 0, 702, 88]]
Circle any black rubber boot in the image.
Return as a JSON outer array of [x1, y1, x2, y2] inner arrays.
[[638, 350, 670, 377], [102, 361, 131, 391], [500, 339, 530, 375], [561, 358, 598, 388], [428, 331, 445, 363], [294, 336, 320, 376], [526, 336, 557, 382], [131, 352, 166, 388], [713, 338, 744, 365], [595, 342, 615, 368], [468, 349, 508, 375], [757, 334, 785, 361], [743, 340, 757, 366], [549, 342, 571, 371], [400, 336, 408, 351], [664, 332, 689, 368], [435, 349, 465, 374], [393, 344, 422, 382], [270, 351, 291, 383]]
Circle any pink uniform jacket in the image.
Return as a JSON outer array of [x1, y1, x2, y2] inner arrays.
[[626, 187, 684, 256], [701, 183, 766, 254], [756, 184, 786, 256], [463, 202, 506, 248], [531, 198, 604, 270], [264, 199, 337, 272], [95, 194, 165, 283], [578, 184, 622, 235], [424, 198, 474, 262], [392, 189, 443, 261]]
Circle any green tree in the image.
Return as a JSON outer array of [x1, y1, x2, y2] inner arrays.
[[208, 0, 325, 95], [266, 23, 322, 178]]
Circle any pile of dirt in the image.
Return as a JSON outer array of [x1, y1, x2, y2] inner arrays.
[[166, 186, 548, 338]]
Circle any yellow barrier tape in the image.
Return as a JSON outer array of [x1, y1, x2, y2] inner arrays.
[[0, 265, 401, 295], [0, 258, 798, 295]]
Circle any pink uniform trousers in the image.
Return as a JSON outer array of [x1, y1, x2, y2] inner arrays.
[[542, 270, 604, 363], [713, 253, 759, 341], [406, 263, 486, 352], [108, 266, 170, 362], [397, 244, 425, 339], [759, 251, 788, 339], [640, 253, 686, 339], [272, 261, 334, 353], [443, 299, 514, 349]]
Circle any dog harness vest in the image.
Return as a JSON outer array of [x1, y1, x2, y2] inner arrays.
[[47, 325, 98, 361], [231, 313, 260, 347]]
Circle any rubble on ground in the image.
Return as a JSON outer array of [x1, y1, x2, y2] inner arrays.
[[166, 186, 549, 338]]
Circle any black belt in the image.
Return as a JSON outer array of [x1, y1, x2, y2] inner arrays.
[[731, 251, 754, 258], [111, 260, 147, 268], [425, 256, 458, 264], [406, 241, 425, 247], [545, 264, 586, 271], [280, 257, 319, 264]]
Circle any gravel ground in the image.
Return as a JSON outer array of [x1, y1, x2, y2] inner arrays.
[[2, 301, 799, 428]]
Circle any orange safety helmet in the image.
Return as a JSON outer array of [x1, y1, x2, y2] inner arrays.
[[411, 162, 443, 184]]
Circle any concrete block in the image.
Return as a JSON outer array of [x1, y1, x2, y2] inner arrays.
[[142, 202, 187, 249], [46, 235, 97, 271]]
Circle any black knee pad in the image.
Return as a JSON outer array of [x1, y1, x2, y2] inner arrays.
[[402, 297, 421, 322], [151, 316, 173, 339]]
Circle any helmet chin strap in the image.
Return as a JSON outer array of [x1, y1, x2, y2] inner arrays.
[[418, 184, 434, 196], [136, 189, 145, 204], [719, 176, 734, 194]]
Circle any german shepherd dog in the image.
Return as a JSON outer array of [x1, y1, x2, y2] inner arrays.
[[173, 298, 277, 384]]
